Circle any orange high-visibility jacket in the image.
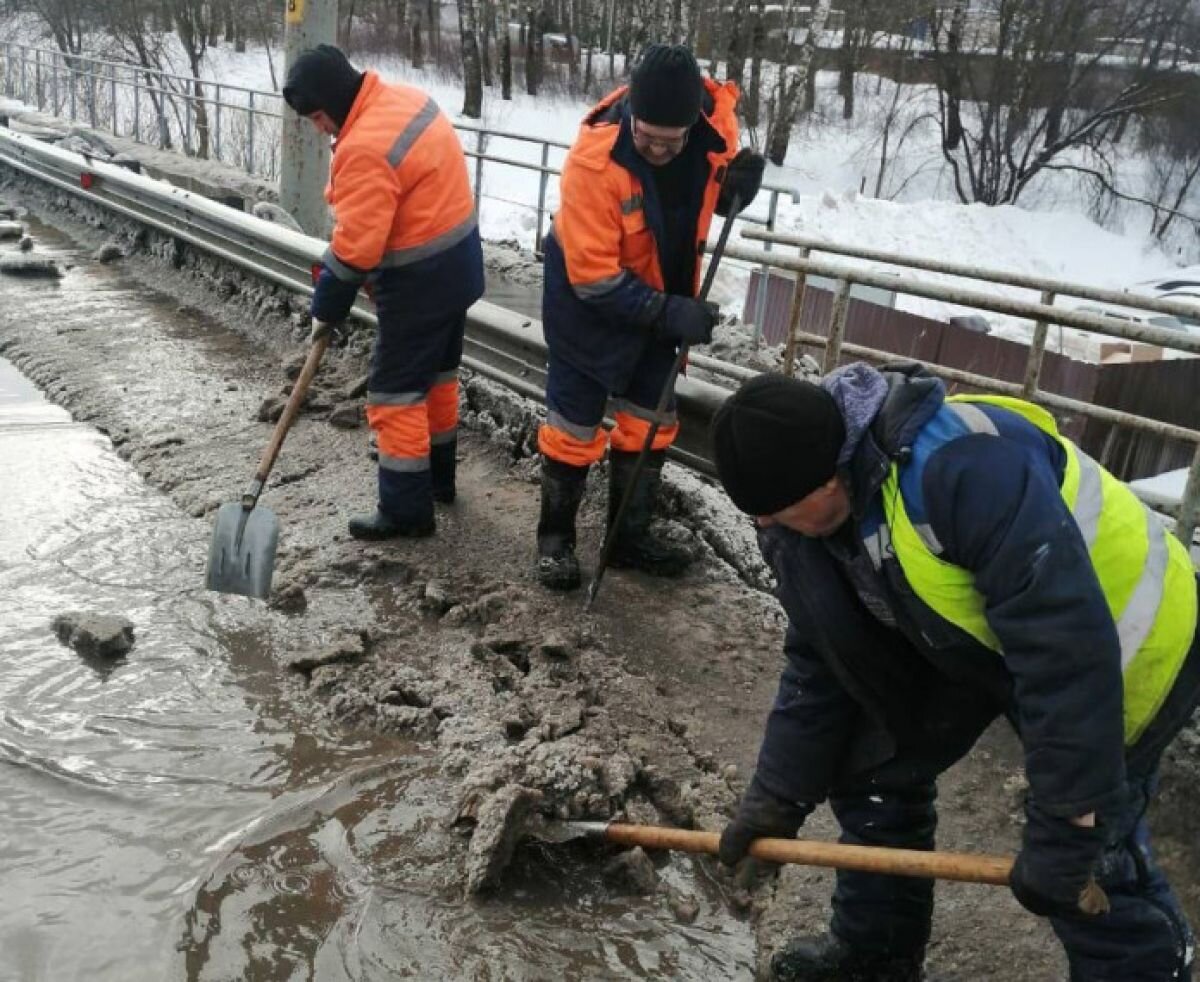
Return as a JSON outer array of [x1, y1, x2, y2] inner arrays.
[[555, 78, 738, 296], [542, 78, 739, 388], [321, 71, 477, 286]]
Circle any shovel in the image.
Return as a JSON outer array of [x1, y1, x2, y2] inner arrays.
[[205, 333, 332, 600], [533, 818, 1014, 885]]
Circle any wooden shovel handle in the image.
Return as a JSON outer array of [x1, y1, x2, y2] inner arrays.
[[602, 823, 1014, 887], [254, 334, 331, 484]]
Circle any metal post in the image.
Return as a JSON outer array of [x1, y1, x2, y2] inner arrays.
[[185, 81, 193, 153], [214, 83, 222, 161], [89, 63, 97, 128], [52, 51, 58, 113], [281, 0, 337, 236], [110, 62, 118, 136], [1177, 443, 1200, 550], [35, 48, 42, 111], [1022, 290, 1055, 397], [751, 189, 781, 345], [69, 57, 76, 120], [246, 91, 256, 174], [474, 129, 485, 211], [822, 279, 852, 374], [157, 73, 167, 148], [781, 247, 811, 377], [535, 140, 550, 252], [133, 71, 140, 142]]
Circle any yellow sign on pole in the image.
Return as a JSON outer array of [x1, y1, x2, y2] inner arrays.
[[286, 0, 306, 25]]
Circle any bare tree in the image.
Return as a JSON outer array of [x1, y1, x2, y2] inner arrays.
[[498, 0, 514, 96], [169, 0, 212, 158], [929, 0, 1189, 206], [457, 0, 484, 115], [764, 0, 832, 165], [27, 0, 85, 55]]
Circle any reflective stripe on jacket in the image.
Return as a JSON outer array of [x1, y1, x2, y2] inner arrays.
[[882, 394, 1198, 745], [323, 71, 477, 282]]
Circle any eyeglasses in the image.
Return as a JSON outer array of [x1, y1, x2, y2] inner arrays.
[[632, 119, 689, 155]]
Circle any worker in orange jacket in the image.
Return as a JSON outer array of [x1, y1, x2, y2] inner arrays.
[[283, 45, 484, 539], [536, 44, 765, 589]]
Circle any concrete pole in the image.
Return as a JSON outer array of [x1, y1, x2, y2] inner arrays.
[[280, 0, 337, 237]]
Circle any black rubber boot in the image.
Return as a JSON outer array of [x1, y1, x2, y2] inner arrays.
[[771, 933, 925, 982], [607, 449, 692, 577], [431, 440, 457, 504], [536, 458, 589, 591], [348, 509, 436, 541]]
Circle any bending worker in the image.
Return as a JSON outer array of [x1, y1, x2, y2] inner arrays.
[[711, 362, 1199, 981], [535, 43, 764, 589], [283, 45, 484, 540]]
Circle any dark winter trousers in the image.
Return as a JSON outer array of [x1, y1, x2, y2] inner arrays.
[[367, 306, 466, 522], [829, 718, 1196, 980], [539, 340, 680, 468]]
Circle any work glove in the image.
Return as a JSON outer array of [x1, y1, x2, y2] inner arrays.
[[657, 296, 720, 346], [717, 148, 766, 216], [1009, 802, 1111, 919], [308, 318, 348, 347], [719, 777, 815, 867]]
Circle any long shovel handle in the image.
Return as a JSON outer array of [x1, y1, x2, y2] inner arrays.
[[242, 334, 331, 507], [601, 823, 1014, 887], [583, 194, 742, 611]]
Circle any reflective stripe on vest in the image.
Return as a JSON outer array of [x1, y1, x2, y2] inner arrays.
[[881, 393, 1197, 744]]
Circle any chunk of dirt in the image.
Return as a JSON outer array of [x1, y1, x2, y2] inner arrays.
[[286, 633, 365, 674], [464, 785, 542, 895], [51, 612, 135, 659], [0, 254, 62, 277], [603, 846, 659, 896], [328, 401, 363, 429]]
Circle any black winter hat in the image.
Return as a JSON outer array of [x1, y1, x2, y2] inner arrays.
[[711, 373, 846, 516], [630, 44, 704, 128], [282, 44, 364, 127]]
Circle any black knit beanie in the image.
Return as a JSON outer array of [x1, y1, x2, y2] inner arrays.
[[630, 44, 704, 128], [711, 374, 846, 516], [282, 44, 364, 127]]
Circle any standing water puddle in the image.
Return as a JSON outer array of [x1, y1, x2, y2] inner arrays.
[[0, 218, 753, 980]]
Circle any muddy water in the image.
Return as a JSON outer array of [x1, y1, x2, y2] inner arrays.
[[0, 219, 753, 980]]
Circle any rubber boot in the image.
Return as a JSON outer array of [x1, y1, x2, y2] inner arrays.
[[431, 439, 457, 504], [350, 467, 436, 540], [771, 933, 925, 982], [348, 509, 435, 540], [536, 458, 588, 591], [606, 449, 692, 577]]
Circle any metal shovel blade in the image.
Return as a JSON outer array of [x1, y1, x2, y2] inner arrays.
[[205, 501, 279, 600]]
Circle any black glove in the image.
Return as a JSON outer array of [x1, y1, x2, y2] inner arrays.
[[1009, 803, 1110, 919], [657, 296, 720, 346], [718, 778, 814, 867], [717, 148, 766, 216]]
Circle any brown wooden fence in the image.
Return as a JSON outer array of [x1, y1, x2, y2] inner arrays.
[[744, 271, 1200, 479]]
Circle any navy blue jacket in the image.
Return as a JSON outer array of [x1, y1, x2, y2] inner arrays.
[[754, 364, 1200, 820]]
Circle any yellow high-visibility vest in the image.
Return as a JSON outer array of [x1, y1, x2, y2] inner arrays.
[[882, 394, 1197, 744]]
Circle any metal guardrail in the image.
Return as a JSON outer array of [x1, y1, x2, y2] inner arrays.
[[1, 122, 1195, 547], [0, 41, 796, 287], [0, 125, 730, 473], [724, 239, 1200, 546]]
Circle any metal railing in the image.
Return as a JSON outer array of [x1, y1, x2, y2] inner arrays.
[[0, 41, 795, 272], [0, 122, 1196, 549], [725, 234, 1200, 547], [0, 126, 735, 473]]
